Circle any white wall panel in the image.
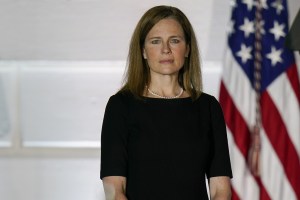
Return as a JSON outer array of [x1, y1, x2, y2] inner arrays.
[[0, 157, 105, 200], [19, 61, 124, 147], [202, 61, 222, 98], [0, 65, 18, 147]]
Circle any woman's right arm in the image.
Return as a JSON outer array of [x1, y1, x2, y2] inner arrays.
[[102, 176, 127, 200]]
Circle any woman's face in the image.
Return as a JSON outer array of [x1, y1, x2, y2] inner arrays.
[[143, 18, 189, 78]]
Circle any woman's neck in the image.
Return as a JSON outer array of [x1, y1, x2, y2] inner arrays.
[[146, 75, 185, 98]]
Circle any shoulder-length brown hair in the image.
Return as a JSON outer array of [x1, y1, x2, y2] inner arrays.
[[120, 5, 202, 100]]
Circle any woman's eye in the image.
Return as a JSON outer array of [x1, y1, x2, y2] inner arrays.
[[151, 40, 160, 44], [170, 39, 180, 44]]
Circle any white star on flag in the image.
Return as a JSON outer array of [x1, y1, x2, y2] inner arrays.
[[236, 43, 253, 63], [239, 18, 255, 38], [266, 46, 283, 66], [271, 0, 284, 15], [256, 0, 268, 9], [230, 0, 237, 8], [242, 0, 255, 11], [269, 21, 286, 41]]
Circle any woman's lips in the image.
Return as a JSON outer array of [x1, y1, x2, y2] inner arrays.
[[159, 59, 174, 64]]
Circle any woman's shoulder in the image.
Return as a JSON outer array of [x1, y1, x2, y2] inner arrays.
[[104, 90, 135, 116], [107, 89, 138, 107], [111, 89, 132, 99], [194, 92, 223, 111], [196, 92, 224, 116], [196, 92, 219, 103], [109, 90, 132, 103]]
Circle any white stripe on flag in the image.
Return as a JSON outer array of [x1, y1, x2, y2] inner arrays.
[[267, 73, 300, 156], [227, 128, 259, 200], [260, 128, 297, 200], [222, 47, 256, 127]]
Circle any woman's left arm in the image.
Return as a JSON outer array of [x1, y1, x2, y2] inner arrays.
[[209, 176, 231, 200]]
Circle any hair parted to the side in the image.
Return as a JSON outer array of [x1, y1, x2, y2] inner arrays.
[[120, 5, 202, 100]]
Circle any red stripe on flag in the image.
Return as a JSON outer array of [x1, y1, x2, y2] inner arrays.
[[286, 63, 300, 104], [220, 81, 271, 200], [261, 91, 300, 199], [231, 187, 240, 200], [260, 186, 271, 200], [255, 176, 271, 200], [219, 81, 251, 157]]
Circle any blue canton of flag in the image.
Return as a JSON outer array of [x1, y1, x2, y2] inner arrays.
[[228, 0, 296, 92]]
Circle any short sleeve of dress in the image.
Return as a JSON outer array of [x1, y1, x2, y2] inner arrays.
[[206, 96, 233, 178], [100, 93, 129, 179]]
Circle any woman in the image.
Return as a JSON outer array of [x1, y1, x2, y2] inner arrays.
[[100, 5, 232, 200]]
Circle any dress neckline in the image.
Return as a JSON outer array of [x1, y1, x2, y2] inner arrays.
[[141, 96, 192, 101]]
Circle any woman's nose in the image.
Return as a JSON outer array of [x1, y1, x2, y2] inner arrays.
[[162, 42, 171, 54]]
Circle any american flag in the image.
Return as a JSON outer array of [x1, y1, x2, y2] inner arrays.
[[219, 0, 300, 199]]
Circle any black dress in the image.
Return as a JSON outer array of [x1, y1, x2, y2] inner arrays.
[[100, 91, 232, 200]]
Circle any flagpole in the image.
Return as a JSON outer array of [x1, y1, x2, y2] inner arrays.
[[248, 0, 263, 177]]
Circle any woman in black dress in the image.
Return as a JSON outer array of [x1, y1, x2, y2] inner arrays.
[[100, 5, 232, 200]]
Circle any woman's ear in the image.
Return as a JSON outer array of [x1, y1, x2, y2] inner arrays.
[[143, 49, 147, 59], [185, 45, 190, 58]]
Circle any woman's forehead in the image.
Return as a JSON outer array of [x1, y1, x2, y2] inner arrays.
[[146, 18, 184, 37]]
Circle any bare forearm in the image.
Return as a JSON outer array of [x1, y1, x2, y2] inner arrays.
[[211, 192, 231, 200], [209, 176, 231, 200], [103, 185, 127, 200], [115, 193, 128, 200], [104, 192, 127, 200], [102, 176, 127, 200], [103, 185, 128, 200]]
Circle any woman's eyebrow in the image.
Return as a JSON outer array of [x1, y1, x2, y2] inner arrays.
[[147, 36, 161, 40], [148, 35, 183, 39]]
